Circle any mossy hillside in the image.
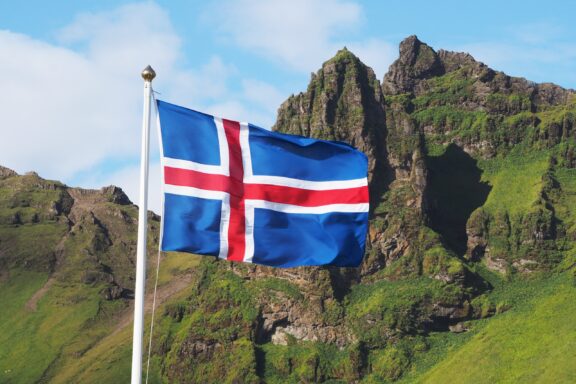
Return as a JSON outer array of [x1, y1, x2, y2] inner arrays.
[[141, 257, 465, 383], [477, 148, 550, 215], [0, 170, 168, 383], [0, 223, 68, 272], [384, 64, 576, 160], [39, 252, 200, 384], [49, 322, 133, 384], [462, 146, 576, 269], [553, 167, 576, 245], [409, 272, 576, 383], [0, 270, 112, 384], [0, 253, 194, 384], [153, 259, 260, 383], [0, 173, 71, 271], [156, 251, 201, 286], [411, 68, 532, 115], [347, 277, 465, 342], [0, 172, 71, 226], [261, 341, 358, 383]]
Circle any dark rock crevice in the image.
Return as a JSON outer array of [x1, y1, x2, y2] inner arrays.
[[426, 144, 491, 256]]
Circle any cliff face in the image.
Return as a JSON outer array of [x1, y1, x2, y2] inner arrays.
[[379, 36, 575, 276], [0, 168, 153, 291], [86, 36, 576, 383], [274, 48, 390, 204], [238, 35, 575, 381]]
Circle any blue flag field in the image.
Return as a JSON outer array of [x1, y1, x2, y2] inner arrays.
[[157, 100, 369, 267]]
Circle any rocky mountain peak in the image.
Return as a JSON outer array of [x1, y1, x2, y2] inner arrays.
[[100, 185, 132, 205], [274, 47, 389, 197], [437, 49, 483, 72], [0, 165, 17, 180], [382, 35, 444, 94]]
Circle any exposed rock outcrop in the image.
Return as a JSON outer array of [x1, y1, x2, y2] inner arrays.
[[383, 35, 444, 95], [0, 170, 157, 293], [0, 165, 17, 179], [274, 48, 390, 204]]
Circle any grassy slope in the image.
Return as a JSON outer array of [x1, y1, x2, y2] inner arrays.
[[0, 251, 199, 384], [398, 140, 576, 383], [478, 148, 549, 215], [0, 270, 102, 384], [404, 272, 576, 383], [48, 252, 200, 384]]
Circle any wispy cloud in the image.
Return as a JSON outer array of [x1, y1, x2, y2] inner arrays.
[[453, 22, 576, 88], [207, 0, 361, 72], [0, 2, 285, 212], [205, 0, 396, 78]]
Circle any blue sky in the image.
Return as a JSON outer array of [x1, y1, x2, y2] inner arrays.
[[1, 0, 575, 212]]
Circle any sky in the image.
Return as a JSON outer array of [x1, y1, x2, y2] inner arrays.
[[1, 0, 576, 213]]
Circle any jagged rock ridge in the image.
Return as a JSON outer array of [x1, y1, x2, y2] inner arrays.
[[0, 166, 154, 295]]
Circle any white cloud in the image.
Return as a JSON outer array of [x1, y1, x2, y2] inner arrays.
[[0, 2, 176, 181], [240, 79, 286, 125], [448, 21, 576, 88], [508, 22, 565, 45], [162, 56, 238, 108], [457, 41, 576, 86], [206, 0, 396, 79], [208, 0, 362, 72], [0, 2, 285, 213]]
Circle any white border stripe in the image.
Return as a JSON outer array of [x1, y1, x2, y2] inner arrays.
[[243, 203, 255, 263], [244, 175, 367, 190], [239, 122, 253, 179], [214, 116, 232, 259], [163, 156, 227, 175], [218, 194, 231, 259], [239, 122, 254, 263], [164, 184, 229, 200], [247, 199, 369, 214], [214, 117, 230, 176]]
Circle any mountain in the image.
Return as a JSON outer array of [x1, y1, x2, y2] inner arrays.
[[1, 36, 576, 383]]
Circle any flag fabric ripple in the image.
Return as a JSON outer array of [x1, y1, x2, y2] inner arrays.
[[157, 100, 369, 268]]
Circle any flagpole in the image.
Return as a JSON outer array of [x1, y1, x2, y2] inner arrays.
[[131, 65, 156, 384]]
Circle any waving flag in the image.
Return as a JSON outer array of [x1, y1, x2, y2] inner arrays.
[[157, 100, 369, 267]]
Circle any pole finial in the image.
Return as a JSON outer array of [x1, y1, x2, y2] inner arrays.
[[141, 65, 156, 81]]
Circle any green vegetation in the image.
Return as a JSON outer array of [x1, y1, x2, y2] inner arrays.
[[347, 277, 462, 338], [0, 270, 107, 383], [408, 273, 576, 383], [157, 251, 200, 286], [261, 342, 355, 383], [3, 42, 576, 383], [478, 148, 550, 215]]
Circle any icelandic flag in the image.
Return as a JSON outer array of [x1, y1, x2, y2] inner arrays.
[[157, 100, 369, 267]]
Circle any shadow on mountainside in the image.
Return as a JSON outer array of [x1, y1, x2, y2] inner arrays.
[[427, 144, 491, 256]]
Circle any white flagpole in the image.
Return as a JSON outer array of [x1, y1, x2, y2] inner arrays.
[[131, 65, 156, 384]]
